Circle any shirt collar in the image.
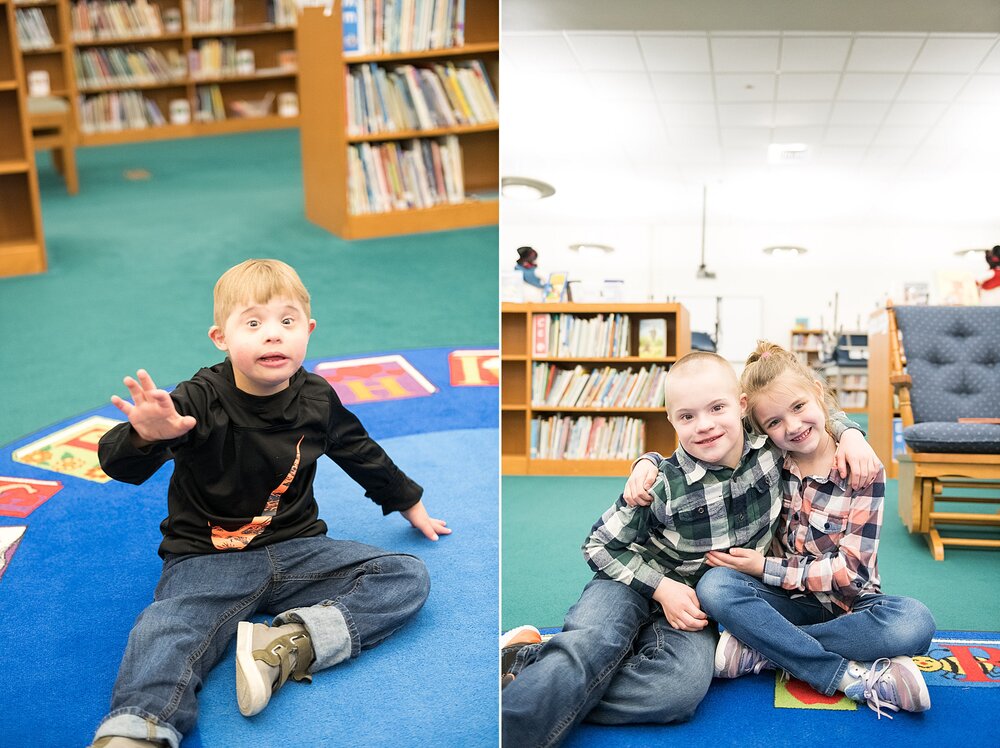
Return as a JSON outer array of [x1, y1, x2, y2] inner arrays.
[[674, 430, 767, 485], [783, 453, 849, 488]]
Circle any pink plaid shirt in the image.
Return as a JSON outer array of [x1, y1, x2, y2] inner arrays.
[[761, 460, 884, 614]]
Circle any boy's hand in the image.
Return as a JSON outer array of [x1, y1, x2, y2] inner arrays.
[[834, 430, 882, 490], [706, 548, 765, 577], [401, 500, 451, 541], [111, 369, 196, 445], [652, 577, 708, 631], [623, 459, 658, 507]]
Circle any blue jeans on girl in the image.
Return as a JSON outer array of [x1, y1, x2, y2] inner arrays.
[[92, 535, 430, 747], [502, 578, 717, 748], [696, 566, 935, 695]]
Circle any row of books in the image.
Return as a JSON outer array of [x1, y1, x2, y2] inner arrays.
[[182, 0, 235, 31], [15, 8, 55, 50], [532, 314, 632, 358], [346, 60, 497, 136], [71, 0, 164, 41], [347, 135, 465, 214], [78, 90, 166, 132], [838, 391, 868, 409], [531, 416, 646, 461], [532, 363, 666, 409], [342, 0, 466, 55], [74, 46, 185, 89], [195, 83, 226, 120]]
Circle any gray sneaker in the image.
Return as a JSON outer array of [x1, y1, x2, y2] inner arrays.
[[843, 656, 931, 719], [713, 630, 775, 678], [236, 620, 315, 717]]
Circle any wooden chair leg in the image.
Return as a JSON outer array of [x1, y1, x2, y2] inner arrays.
[[62, 144, 79, 195], [926, 524, 945, 561], [52, 148, 65, 175], [918, 478, 934, 534]]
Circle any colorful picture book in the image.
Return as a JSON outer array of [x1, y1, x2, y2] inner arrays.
[[313, 354, 438, 404], [12, 415, 122, 483], [637, 318, 667, 358], [543, 271, 569, 302]]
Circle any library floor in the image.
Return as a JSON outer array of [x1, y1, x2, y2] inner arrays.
[[0, 131, 499, 748]]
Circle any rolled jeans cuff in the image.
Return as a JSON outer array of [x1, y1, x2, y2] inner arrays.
[[94, 709, 182, 748], [274, 600, 355, 672]]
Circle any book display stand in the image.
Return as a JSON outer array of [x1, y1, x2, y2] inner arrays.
[[502, 303, 690, 476]]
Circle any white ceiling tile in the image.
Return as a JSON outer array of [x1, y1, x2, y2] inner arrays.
[[882, 101, 948, 126], [896, 74, 968, 101], [811, 145, 866, 167], [721, 128, 772, 147], [586, 72, 655, 100], [825, 126, 879, 145], [659, 101, 717, 125], [667, 125, 719, 146], [912, 37, 997, 73], [723, 148, 768, 167], [771, 126, 824, 144], [650, 73, 715, 101], [717, 102, 774, 127], [500, 34, 581, 72], [980, 42, 1000, 73], [672, 145, 723, 164], [710, 36, 781, 72], [780, 36, 851, 72], [777, 73, 840, 101], [773, 102, 829, 127], [567, 33, 645, 72], [847, 36, 924, 72], [903, 147, 958, 173], [829, 101, 890, 125], [864, 147, 913, 170], [714, 74, 776, 102], [957, 75, 1000, 104], [838, 73, 905, 100], [638, 34, 712, 72], [874, 125, 928, 147]]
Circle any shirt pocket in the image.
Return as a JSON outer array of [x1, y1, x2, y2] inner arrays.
[[807, 508, 849, 542]]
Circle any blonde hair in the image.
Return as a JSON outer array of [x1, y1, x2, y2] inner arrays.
[[664, 351, 738, 411], [741, 340, 839, 434], [213, 259, 311, 328]]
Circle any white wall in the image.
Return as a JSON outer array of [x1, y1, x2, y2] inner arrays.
[[501, 218, 999, 355]]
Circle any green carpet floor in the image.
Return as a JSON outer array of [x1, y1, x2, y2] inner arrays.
[[0, 130, 498, 447], [501, 475, 1000, 632]]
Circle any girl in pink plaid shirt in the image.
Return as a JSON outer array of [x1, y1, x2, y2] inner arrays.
[[696, 341, 936, 719]]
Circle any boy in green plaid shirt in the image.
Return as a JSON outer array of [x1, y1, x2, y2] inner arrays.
[[501, 351, 879, 748]]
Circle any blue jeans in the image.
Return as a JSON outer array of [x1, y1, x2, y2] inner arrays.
[[501, 578, 717, 748], [696, 567, 936, 695], [93, 536, 430, 748]]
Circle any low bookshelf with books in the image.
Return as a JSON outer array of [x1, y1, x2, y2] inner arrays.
[[297, 0, 498, 239], [502, 303, 691, 476]]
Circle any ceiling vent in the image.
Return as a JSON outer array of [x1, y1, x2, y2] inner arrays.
[[768, 143, 810, 165]]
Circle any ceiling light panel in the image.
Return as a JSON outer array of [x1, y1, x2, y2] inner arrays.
[[637, 34, 712, 72], [566, 33, 645, 71], [846, 36, 924, 72], [779, 35, 851, 72], [710, 35, 781, 72]]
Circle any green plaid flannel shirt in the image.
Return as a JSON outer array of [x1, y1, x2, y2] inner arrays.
[[582, 415, 860, 597]]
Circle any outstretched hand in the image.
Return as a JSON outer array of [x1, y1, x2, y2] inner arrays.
[[401, 499, 452, 541], [110, 369, 196, 444]]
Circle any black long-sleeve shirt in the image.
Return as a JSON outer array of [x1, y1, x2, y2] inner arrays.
[[99, 359, 423, 557]]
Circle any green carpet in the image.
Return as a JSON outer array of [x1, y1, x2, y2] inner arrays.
[[0, 130, 498, 447], [501, 475, 1000, 631]]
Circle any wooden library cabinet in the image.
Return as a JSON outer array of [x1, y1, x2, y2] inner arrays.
[[297, 0, 498, 239], [502, 303, 691, 476], [0, 0, 46, 277], [790, 328, 824, 368], [66, 0, 299, 144]]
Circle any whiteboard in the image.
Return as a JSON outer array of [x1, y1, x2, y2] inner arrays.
[[676, 295, 763, 364]]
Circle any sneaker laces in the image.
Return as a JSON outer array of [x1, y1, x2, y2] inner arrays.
[[859, 658, 900, 720]]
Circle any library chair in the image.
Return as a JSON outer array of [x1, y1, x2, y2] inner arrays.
[[28, 96, 79, 196], [887, 302, 1000, 559]]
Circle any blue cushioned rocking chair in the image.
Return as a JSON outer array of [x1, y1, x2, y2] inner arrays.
[[888, 303, 1000, 559]]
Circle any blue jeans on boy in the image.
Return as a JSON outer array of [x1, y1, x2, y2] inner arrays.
[[93, 535, 430, 748], [502, 578, 717, 748], [696, 567, 935, 695]]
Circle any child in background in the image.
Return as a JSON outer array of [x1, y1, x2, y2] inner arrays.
[[696, 341, 935, 719], [90, 259, 448, 748]]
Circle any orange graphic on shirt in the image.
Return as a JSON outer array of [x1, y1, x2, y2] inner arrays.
[[209, 436, 304, 551]]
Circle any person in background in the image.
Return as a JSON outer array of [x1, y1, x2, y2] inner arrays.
[[515, 246, 545, 289]]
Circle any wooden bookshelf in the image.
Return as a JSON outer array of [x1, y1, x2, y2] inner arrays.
[[1, 0, 47, 277], [502, 303, 691, 476], [790, 327, 824, 368], [54, 0, 299, 144], [297, 0, 498, 239]]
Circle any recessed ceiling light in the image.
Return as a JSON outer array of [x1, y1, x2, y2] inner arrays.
[[763, 245, 808, 257], [501, 177, 556, 200], [767, 143, 809, 165]]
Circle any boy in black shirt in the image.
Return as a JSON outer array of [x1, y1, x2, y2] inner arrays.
[[90, 259, 448, 748]]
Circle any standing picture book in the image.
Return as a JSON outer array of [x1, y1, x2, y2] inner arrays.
[[638, 318, 667, 358], [543, 271, 569, 302]]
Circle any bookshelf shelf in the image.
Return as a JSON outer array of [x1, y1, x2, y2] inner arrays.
[[297, 0, 498, 239], [0, 0, 46, 276], [502, 302, 691, 476]]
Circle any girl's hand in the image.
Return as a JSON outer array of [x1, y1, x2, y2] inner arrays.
[[110, 369, 196, 445], [705, 548, 765, 577]]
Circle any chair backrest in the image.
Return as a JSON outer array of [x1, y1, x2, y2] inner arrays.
[[893, 306, 1000, 423]]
